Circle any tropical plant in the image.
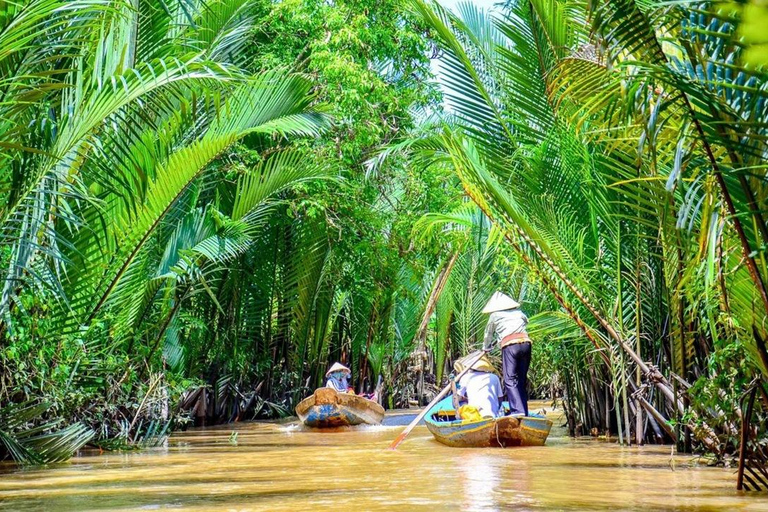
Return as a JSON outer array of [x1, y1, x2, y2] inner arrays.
[[0, 0, 332, 461], [389, 0, 768, 453], [0, 402, 94, 464], [1, 0, 456, 463]]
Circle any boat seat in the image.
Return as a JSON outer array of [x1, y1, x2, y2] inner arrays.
[[434, 410, 459, 422]]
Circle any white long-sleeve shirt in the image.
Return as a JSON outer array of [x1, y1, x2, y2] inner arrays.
[[483, 309, 528, 351], [457, 371, 504, 417]]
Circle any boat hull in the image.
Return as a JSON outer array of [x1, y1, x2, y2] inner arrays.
[[424, 396, 553, 448], [296, 388, 385, 428]]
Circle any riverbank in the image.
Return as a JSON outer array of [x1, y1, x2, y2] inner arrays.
[[1, 401, 765, 511]]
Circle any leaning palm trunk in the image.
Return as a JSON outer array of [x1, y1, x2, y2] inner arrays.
[[413, 251, 459, 400], [402, 0, 762, 454], [448, 136, 719, 451]]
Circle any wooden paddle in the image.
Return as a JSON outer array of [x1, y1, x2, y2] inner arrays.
[[388, 349, 488, 450]]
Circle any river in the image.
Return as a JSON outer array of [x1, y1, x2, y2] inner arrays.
[[1, 401, 766, 511]]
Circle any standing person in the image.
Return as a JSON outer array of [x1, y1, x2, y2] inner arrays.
[[325, 362, 352, 393], [482, 292, 531, 416]]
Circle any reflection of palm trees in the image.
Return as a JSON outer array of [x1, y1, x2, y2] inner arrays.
[[458, 452, 533, 511]]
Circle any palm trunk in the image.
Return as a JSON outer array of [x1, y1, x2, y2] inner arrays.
[[415, 251, 460, 350], [414, 251, 459, 404], [463, 180, 725, 449]]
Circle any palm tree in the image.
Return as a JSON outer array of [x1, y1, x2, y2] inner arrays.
[[396, 0, 766, 450], [0, 0, 332, 461], [0, 0, 329, 331]]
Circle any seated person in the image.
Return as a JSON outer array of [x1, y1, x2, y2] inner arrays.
[[325, 362, 352, 392], [452, 354, 504, 419], [359, 377, 378, 401]]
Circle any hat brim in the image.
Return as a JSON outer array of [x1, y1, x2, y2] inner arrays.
[[453, 353, 497, 374], [482, 292, 520, 313], [481, 301, 520, 314], [470, 362, 495, 373]]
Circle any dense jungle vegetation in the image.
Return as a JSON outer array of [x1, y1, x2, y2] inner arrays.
[[2, 0, 768, 468]]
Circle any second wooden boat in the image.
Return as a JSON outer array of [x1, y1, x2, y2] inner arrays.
[[424, 396, 553, 448], [295, 387, 385, 428]]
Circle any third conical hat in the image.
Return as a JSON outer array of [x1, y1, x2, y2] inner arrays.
[[482, 291, 520, 314], [325, 362, 351, 377]]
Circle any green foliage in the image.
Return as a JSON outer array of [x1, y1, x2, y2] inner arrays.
[[394, 0, 768, 452], [0, 0, 460, 464], [5, 0, 765, 467], [0, 402, 93, 465], [735, 0, 768, 67]]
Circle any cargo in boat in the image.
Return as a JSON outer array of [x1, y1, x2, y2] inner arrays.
[[424, 396, 552, 448]]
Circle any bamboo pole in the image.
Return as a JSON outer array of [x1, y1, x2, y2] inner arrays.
[[737, 387, 757, 490]]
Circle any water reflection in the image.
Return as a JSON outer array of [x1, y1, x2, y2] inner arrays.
[[0, 401, 766, 511], [458, 452, 525, 511]]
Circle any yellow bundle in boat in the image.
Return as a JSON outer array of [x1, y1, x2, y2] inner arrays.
[[458, 405, 483, 422]]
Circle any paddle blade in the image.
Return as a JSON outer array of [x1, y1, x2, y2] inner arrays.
[[388, 431, 408, 450]]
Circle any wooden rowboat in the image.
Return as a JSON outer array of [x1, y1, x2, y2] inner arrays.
[[295, 387, 385, 428], [424, 396, 553, 448]]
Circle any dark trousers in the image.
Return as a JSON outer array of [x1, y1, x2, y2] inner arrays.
[[502, 342, 531, 416]]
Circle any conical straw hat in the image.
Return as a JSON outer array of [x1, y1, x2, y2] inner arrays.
[[325, 362, 351, 377], [453, 352, 496, 374], [482, 291, 520, 314]]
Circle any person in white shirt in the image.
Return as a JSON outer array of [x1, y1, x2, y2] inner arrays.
[[453, 354, 504, 418], [482, 291, 531, 416], [325, 362, 351, 392]]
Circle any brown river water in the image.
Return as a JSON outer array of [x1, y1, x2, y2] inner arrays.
[[1, 400, 767, 511]]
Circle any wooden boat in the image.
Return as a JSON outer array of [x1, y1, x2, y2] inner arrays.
[[424, 396, 553, 448], [295, 387, 385, 428]]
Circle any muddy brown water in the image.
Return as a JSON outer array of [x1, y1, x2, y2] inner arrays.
[[1, 401, 767, 511]]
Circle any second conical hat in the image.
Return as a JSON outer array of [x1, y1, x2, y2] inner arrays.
[[453, 352, 497, 374], [482, 291, 520, 314], [325, 362, 351, 377]]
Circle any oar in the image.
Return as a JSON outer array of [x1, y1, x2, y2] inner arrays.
[[388, 349, 487, 450]]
